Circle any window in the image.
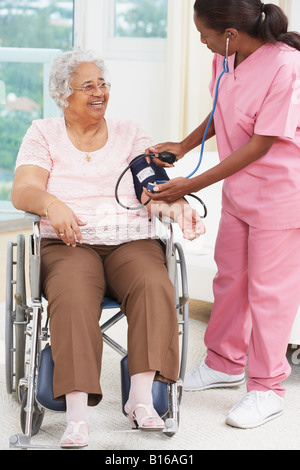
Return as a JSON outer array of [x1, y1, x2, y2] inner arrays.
[[114, 0, 168, 38], [107, 0, 168, 61], [0, 0, 74, 221], [0, 0, 74, 48]]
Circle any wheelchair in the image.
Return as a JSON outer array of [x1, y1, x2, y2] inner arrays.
[[5, 212, 189, 450]]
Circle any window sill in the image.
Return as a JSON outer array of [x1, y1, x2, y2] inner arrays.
[[106, 37, 167, 62], [0, 218, 32, 233]]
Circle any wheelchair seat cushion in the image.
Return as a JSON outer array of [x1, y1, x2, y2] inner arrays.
[[102, 296, 121, 309]]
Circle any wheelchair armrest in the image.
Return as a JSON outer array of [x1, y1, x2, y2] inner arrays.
[[25, 212, 41, 223], [26, 212, 42, 300], [151, 213, 175, 225], [152, 214, 174, 246], [25, 213, 41, 257], [151, 215, 176, 278]]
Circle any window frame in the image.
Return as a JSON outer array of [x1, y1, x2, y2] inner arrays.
[[0, 47, 61, 118], [74, 0, 167, 61], [107, 0, 167, 62], [108, 0, 167, 61]]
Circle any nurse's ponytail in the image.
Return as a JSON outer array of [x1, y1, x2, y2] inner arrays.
[[260, 3, 300, 51], [194, 0, 300, 51]]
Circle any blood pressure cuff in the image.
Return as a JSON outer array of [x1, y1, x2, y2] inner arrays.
[[130, 156, 169, 202]]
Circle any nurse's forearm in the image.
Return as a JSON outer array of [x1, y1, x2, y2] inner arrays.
[[188, 134, 277, 192], [181, 114, 215, 154]]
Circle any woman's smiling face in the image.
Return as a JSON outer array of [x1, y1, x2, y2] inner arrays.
[[67, 62, 110, 124]]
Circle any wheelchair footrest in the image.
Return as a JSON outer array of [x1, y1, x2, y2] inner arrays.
[[120, 355, 169, 418], [9, 433, 62, 450]]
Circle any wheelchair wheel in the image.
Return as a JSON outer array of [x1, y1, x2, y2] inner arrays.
[[20, 388, 45, 437], [174, 242, 189, 389], [5, 235, 27, 401], [161, 242, 188, 437]]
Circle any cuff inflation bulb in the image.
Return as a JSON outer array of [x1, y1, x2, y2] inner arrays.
[[147, 152, 177, 192], [157, 152, 177, 165]]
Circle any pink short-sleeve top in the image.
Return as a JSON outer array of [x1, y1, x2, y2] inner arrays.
[[210, 42, 300, 230], [15, 116, 155, 245]]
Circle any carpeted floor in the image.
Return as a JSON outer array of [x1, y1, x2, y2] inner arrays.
[[1, 301, 300, 451]]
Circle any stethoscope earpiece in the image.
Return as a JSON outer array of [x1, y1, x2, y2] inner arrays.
[[224, 36, 230, 73]]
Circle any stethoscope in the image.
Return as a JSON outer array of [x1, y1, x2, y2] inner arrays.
[[115, 36, 230, 216], [185, 35, 230, 179]]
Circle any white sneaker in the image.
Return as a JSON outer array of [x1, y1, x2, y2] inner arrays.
[[226, 390, 284, 429], [183, 358, 245, 391]]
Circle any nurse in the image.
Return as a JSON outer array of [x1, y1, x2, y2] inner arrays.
[[145, 0, 300, 429]]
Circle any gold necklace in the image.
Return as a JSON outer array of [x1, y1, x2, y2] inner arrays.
[[65, 120, 100, 162]]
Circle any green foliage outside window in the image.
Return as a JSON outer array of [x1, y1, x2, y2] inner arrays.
[[0, 0, 74, 201], [115, 0, 168, 38]]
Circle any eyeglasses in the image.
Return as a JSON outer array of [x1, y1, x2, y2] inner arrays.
[[73, 81, 112, 95]]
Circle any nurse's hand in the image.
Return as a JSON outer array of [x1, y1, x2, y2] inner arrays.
[[144, 177, 193, 204], [145, 142, 185, 167]]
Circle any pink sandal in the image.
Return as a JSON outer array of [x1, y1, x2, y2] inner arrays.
[[125, 404, 165, 431], [60, 420, 90, 448]]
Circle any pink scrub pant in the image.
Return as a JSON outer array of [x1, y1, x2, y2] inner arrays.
[[205, 209, 300, 397]]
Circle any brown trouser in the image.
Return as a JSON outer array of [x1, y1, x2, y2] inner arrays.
[[41, 238, 179, 406]]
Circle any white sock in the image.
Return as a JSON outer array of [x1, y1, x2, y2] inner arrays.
[[127, 371, 156, 407], [125, 371, 164, 427], [66, 391, 89, 424], [61, 391, 90, 446]]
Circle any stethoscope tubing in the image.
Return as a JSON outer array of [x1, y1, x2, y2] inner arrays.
[[185, 42, 229, 179], [115, 39, 229, 217]]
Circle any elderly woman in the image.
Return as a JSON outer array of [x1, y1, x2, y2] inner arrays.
[[11, 50, 204, 448]]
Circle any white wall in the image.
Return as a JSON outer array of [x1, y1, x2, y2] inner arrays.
[[166, 151, 222, 303], [290, 0, 300, 31], [103, 59, 168, 142], [167, 151, 222, 250]]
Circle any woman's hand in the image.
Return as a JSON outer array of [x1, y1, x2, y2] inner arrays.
[[175, 204, 205, 240], [47, 200, 87, 247], [144, 177, 192, 204]]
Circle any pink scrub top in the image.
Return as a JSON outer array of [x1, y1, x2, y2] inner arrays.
[[210, 42, 300, 230]]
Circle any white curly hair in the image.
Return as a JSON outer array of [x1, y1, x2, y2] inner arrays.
[[49, 49, 107, 109]]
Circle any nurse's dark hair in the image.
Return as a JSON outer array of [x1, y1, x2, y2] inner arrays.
[[194, 0, 300, 51]]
